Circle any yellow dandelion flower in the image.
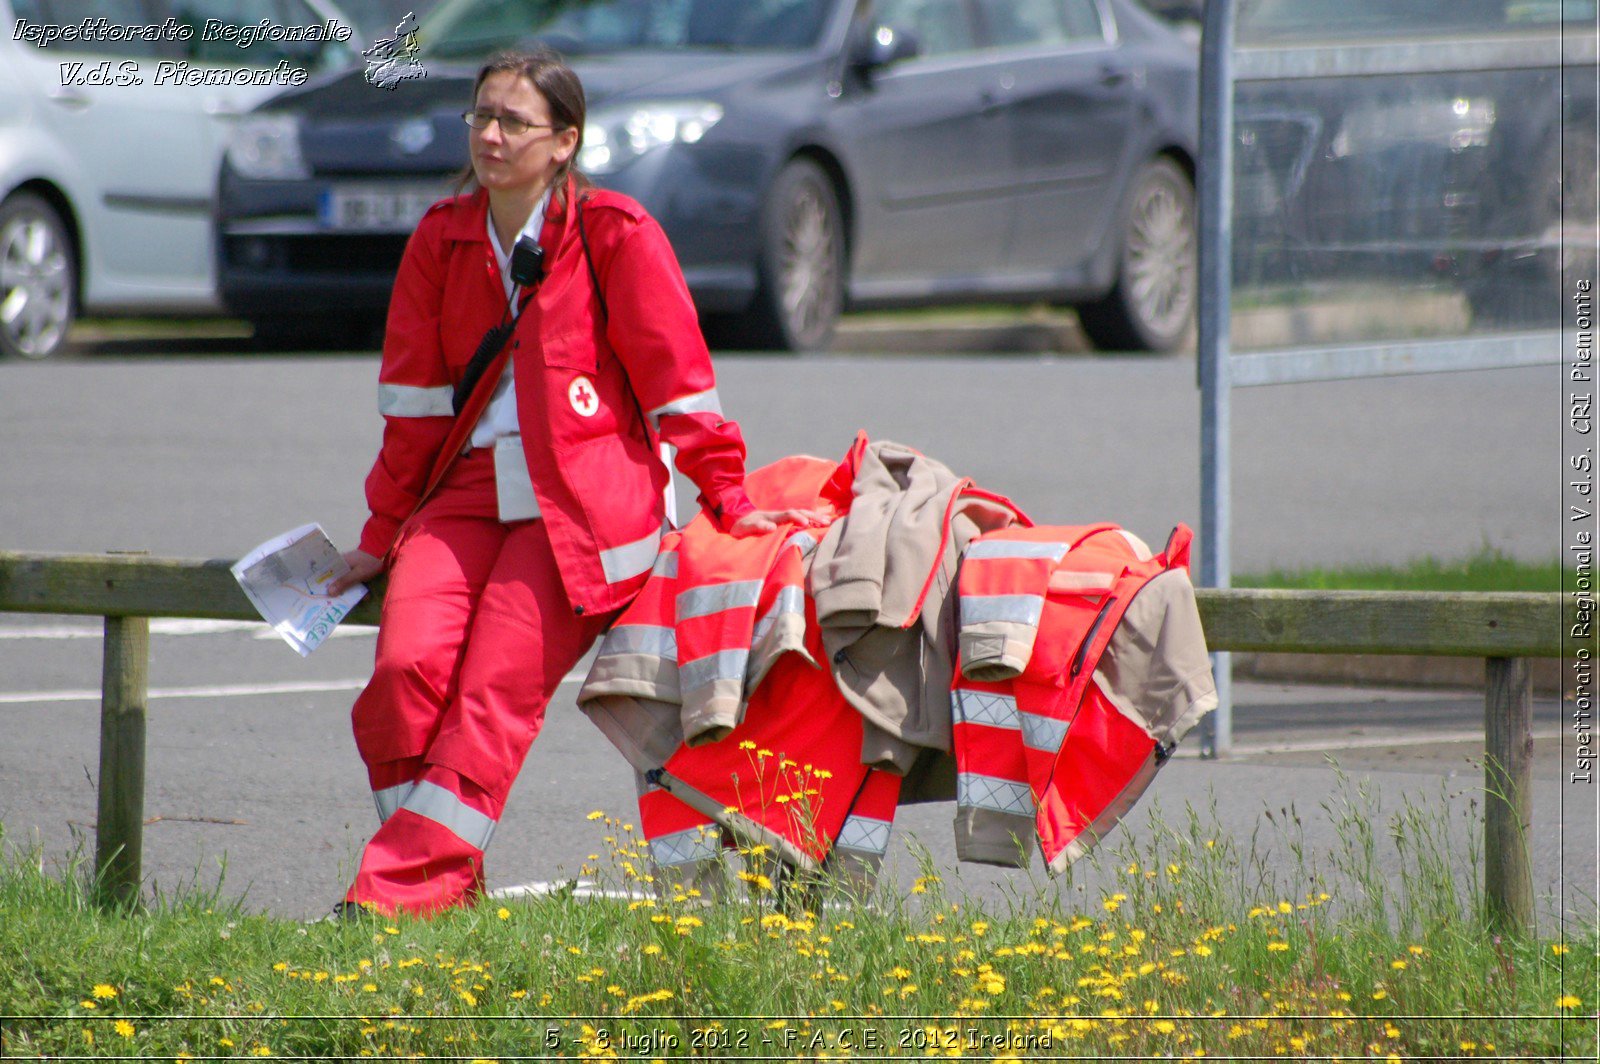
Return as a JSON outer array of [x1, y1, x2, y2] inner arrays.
[[251, 1047, 273, 1057], [1553, 944, 1570, 955], [586, 810, 605, 820], [1557, 995, 1583, 1008], [114, 1020, 135, 1039], [971, 921, 989, 937], [1267, 942, 1289, 952], [497, 907, 511, 920], [80, 1000, 97, 1009], [1407, 944, 1425, 955], [1153, 1020, 1176, 1034], [1390, 960, 1407, 970], [1373, 989, 1388, 1001], [91, 984, 118, 1000]]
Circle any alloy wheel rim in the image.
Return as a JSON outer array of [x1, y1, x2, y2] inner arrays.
[[1125, 179, 1196, 342], [778, 182, 839, 345], [0, 211, 71, 359]]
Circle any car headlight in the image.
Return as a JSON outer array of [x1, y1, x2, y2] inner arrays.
[[579, 101, 724, 176], [226, 114, 309, 180]]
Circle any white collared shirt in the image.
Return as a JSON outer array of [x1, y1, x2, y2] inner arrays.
[[468, 188, 553, 449]]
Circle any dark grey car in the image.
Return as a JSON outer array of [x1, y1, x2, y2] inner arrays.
[[217, 0, 1199, 350]]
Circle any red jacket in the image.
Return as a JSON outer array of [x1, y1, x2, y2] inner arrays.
[[360, 179, 754, 615]]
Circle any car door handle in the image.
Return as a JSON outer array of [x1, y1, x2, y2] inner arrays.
[[1099, 65, 1129, 88], [48, 87, 91, 109]]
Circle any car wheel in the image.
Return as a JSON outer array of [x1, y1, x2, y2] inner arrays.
[[1076, 157, 1196, 353], [740, 157, 845, 352], [0, 192, 76, 360]]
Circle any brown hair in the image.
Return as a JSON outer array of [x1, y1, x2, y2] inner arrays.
[[453, 48, 592, 204]]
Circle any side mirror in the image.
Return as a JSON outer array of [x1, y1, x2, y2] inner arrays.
[[848, 24, 921, 75]]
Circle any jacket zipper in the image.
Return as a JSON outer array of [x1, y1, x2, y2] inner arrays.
[[1069, 595, 1117, 677]]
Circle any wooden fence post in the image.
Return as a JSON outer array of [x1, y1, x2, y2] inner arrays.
[[1483, 656, 1533, 936], [95, 614, 149, 909]]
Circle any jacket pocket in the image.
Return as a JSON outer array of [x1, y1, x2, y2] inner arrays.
[[559, 431, 666, 585], [540, 328, 598, 373]]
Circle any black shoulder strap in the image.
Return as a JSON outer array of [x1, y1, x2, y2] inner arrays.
[[578, 196, 609, 324]]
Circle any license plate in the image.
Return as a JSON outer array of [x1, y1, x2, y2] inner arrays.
[[319, 185, 441, 232]]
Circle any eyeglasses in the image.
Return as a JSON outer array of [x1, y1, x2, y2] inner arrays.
[[462, 110, 561, 137]]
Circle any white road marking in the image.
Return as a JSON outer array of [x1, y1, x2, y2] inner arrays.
[[1176, 727, 1567, 758], [0, 619, 375, 640], [0, 669, 587, 706], [490, 880, 654, 902]]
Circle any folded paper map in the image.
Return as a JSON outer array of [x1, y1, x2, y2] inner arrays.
[[231, 524, 366, 656]]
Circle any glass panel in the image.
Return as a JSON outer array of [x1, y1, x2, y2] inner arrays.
[[1229, 2, 1596, 346], [975, 0, 1070, 46], [419, 0, 832, 57], [875, 0, 980, 56]]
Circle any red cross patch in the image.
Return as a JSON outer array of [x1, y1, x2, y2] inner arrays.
[[568, 375, 600, 417]]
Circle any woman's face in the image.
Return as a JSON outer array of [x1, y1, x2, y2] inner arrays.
[[469, 71, 579, 196]]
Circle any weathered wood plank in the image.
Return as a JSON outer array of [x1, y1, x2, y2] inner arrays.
[[95, 615, 148, 910], [0, 551, 384, 626], [1195, 588, 1566, 658], [0, 552, 1568, 656], [1483, 657, 1534, 936]]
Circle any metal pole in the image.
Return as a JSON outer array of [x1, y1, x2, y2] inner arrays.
[[1197, 0, 1236, 758], [96, 614, 150, 910]]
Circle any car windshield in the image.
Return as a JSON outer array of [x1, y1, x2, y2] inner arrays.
[[419, 0, 833, 59], [1236, 0, 1596, 41]]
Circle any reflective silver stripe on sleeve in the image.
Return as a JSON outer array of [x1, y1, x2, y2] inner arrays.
[[378, 383, 455, 417], [647, 388, 722, 428], [600, 528, 663, 584], [677, 580, 762, 621], [652, 550, 679, 578], [374, 782, 414, 824], [650, 825, 722, 867], [680, 648, 749, 692], [956, 772, 1036, 817], [400, 780, 498, 851], [1020, 711, 1069, 754], [784, 531, 819, 556], [951, 688, 1021, 730], [836, 815, 893, 856], [752, 585, 805, 645], [964, 539, 1068, 561], [961, 594, 1044, 626], [598, 623, 678, 661]]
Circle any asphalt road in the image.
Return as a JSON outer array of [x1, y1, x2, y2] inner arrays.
[[0, 349, 1590, 925]]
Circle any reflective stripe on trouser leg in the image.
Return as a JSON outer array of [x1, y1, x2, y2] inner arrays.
[[369, 756, 424, 824], [347, 766, 501, 915]]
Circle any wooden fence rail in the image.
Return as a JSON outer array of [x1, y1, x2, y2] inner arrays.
[[0, 550, 1579, 931]]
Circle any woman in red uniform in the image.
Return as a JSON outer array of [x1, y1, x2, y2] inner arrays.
[[327, 49, 820, 917]]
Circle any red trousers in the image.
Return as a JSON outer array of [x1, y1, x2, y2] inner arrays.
[[346, 450, 616, 915]]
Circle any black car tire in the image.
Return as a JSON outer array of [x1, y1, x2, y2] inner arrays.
[[0, 191, 76, 361], [739, 157, 846, 352], [1076, 157, 1196, 353]]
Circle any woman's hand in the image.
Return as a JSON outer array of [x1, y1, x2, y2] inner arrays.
[[328, 549, 384, 596], [728, 508, 831, 539]]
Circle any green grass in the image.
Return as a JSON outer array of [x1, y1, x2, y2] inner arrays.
[[1238, 548, 1567, 593], [1, 774, 1594, 1060]]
